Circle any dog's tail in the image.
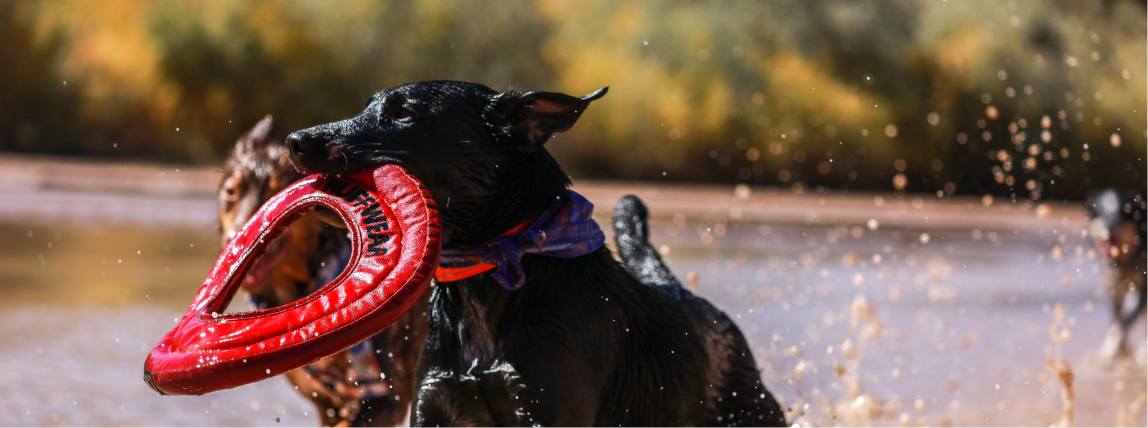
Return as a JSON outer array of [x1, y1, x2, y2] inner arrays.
[[613, 195, 690, 300]]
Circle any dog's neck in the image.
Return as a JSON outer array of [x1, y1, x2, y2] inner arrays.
[[441, 150, 570, 246]]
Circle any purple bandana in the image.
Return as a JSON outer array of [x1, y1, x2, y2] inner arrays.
[[437, 190, 605, 290]]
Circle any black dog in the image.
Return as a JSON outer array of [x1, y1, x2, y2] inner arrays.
[[286, 80, 785, 426], [1085, 189, 1147, 365]]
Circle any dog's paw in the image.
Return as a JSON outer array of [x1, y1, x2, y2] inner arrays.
[[1096, 324, 1130, 368], [1136, 342, 1147, 368]]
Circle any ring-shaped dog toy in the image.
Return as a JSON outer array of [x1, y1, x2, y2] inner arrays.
[[144, 165, 440, 396]]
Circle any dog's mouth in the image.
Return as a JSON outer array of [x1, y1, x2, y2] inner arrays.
[[235, 213, 330, 300], [239, 234, 292, 290], [293, 145, 410, 179], [326, 144, 346, 163]]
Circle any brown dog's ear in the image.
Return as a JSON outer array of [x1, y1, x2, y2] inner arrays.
[[494, 87, 607, 151], [238, 115, 275, 153]]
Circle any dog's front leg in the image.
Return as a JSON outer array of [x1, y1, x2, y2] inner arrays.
[[475, 361, 538, 426], [1099, 271, 1136, 364], [414, 362, 537, 427]]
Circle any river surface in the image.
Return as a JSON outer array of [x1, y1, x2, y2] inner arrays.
[[0, 170, 1144, 426]]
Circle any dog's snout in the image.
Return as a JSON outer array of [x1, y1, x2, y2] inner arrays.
[[286, 131, 314, 156], [285, 126, 354, 174]]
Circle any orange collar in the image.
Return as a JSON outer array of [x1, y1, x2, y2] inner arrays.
[[433, 220, 532, 282]]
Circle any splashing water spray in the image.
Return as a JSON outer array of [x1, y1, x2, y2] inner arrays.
[[789, 293, 895, 426], [830, 294, 893, 426], [1047, 303, 1075, 427]]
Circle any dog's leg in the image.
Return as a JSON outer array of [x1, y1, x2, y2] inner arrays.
[[612, 195, 785, 426], [708, 319, 788, 427], [475, 361, 534, 426], [282, 368, 348, 426], [1100, 270, 1142, 365], [414, 282, 540, 427], [353, 289, 431, 427], [1125, 268, 1148, 364], [612, 195, 688, 299], [414, 363, 536, 427], [1098, 323, 1127, 367]]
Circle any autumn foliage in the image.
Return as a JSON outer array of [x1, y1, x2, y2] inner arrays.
[[0, 0, 1143, 198]]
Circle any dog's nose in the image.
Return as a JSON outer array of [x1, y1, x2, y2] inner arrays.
[[286, 131, 314, 156]]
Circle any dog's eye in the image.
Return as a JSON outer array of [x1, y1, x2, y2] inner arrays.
[[380, 94, 414, 122], [221, 177, 239, 202], [394, 107, 414, 122]]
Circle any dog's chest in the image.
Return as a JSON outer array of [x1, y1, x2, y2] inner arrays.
[[455, 282, 500, 359], [429, 278, 514, 368]]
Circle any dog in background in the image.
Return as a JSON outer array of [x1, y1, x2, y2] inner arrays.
[[286, 80, 786, 426], [218, 116, 429, 426], [1085, 188, 1147, 366]]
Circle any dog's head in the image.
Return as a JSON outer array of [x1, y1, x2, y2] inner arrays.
[[219, 116, 338, 307], [219, 115, 305, 245], [1085, 188, 1146, 265], [286, 80, 606, 243]]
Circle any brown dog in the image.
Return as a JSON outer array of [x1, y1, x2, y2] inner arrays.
[[218, 116, 429, 426]]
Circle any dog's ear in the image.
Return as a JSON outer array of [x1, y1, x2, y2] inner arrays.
[[493, 87, 607, 151], [238, 115, 275, 153]]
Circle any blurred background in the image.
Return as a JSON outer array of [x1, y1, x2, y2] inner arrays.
[[1, 0, 1145, 196], [0, 0, 1144, 426]]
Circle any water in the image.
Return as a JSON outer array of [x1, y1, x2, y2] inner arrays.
[[649, 220, 1145, 426], [0, 197, 1143, 426], [0, 224, 311, 426]]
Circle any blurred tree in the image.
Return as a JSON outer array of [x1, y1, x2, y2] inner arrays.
[[0, 0, 1143, 199], [146, 0, 554, 162], [0, 2, 84, 156]]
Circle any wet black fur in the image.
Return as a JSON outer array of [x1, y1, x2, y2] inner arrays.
[[614, 196, 785, 426], [287, 80, 784, 426]]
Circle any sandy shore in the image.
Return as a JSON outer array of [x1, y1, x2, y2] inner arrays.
[[0, 154, 1087, 235]]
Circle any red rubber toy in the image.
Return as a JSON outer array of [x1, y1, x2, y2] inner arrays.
[[144, 165, 440, 396]]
